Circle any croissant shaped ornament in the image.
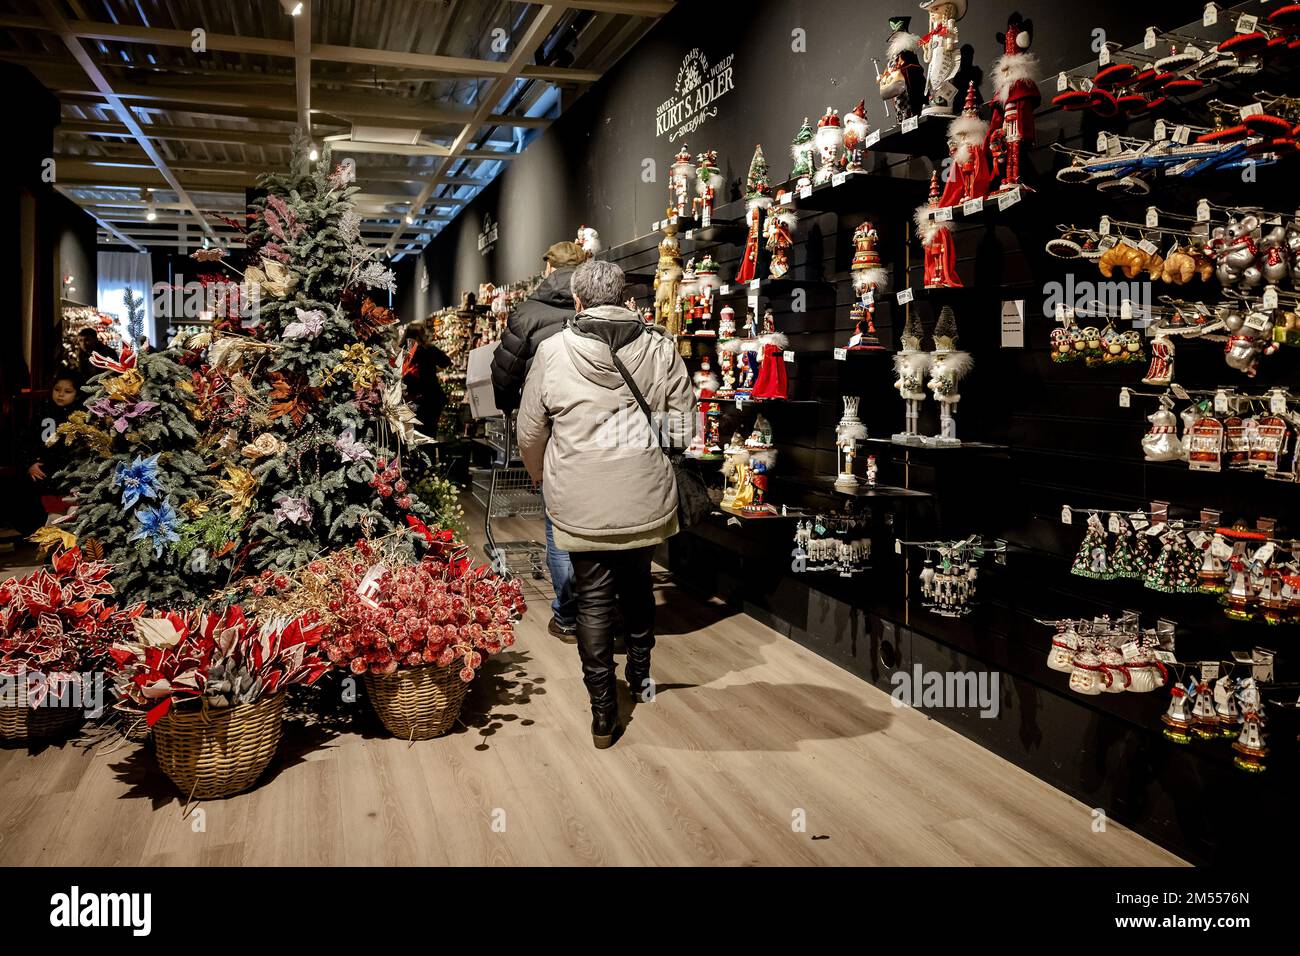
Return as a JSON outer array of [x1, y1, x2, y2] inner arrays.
[[243, 257, 300, 300], [382, 379, 432, 447]]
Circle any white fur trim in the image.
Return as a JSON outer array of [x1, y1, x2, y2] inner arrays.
[[718, 338, 745, 353], [948, 114, 988, 142], [749, 449, 778, 468], [852, 265, 891, 294], [746, 195, 773, 213], [773, 209, 798, 230], [914, 204, 953, 239], [694, 372, 720, 394], [990, 51, 1039, 104], [887, 31, 921, 60], [760, 332, 789, 350], [932, 350, 973, 380]]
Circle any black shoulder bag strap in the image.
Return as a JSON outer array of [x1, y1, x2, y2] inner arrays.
[[607, 347, 668, 455]]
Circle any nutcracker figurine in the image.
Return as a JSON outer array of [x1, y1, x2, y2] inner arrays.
[[789, 117, 816, 189], [915, 171, 962, 288], [669, 144, 694, 218], [879, 17, 926, 123], [736, 145, 770, 285], [986, 13, 1039, 194], [1143, 333, 1174, 386], [764, 191, 798, 280], [813, 107, 844, 186], [939, 82, 993, 207], [893, 309, 931, 443], [751, 309, 789, 401], [652, 224, 683, 329], [835, 396, 869, 490], [847, 300, 884, 350], [693, 149, 723, 228], [842, 99, 872, 174], [716, 338, 740, 398], [718, 304, 737, 340], [925, 305, 972, 446], [919, 0, 966, 117], [851, 220, 890, 300], [694, 254, 722, 335], [742, 416, 778, 515]]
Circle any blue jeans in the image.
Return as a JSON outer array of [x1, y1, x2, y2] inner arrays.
[[544, 511, 578, 628]]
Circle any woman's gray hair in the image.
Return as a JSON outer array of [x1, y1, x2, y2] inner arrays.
[[570, 259, 626, 308]]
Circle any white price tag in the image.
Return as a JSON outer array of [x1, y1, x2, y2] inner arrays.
[[865, 129, 881, 148], [1263, 286, 1279, 310], [1214, 389, 1229, 414], [1099, 215, 1111, 236], [652, 220, 661, 231], [1245, 311, 1271, 332], [780, 192, 795, 205], [1239, 103, 1263, 120], [896, 288, 914, 305], [749, 278, 761, 291], [1197, 198, 1211, 222], [719, 284, 730, 295], [1154, 650, 1178, 664], [1097, 131, 1109, 153], [834, 347, 848, 361], [962, 197, 984, 217], [799, 185, 813, 199], [1154, 119, 1167, 141], [735, 397, 744, 409], [747, 295, 759, 311], [998, 188, 1021, 211], [1119, 387, 1131, 408], [684, 230, 695, 239], [1061, 505, 1073, 525], [1270, 390, 1288, 414], [1236, 13, 1258, 33], [1122, 641, 1141, 661], [1173, 126, 1190, 146], [1107, 513, 1123, 535], [1098, 46, 1111, 67], [1146, 206, 1159, 228], [1057, 71, 1069, 92], [934, 205, 954, 222], [1144, 27, 1157, 50], [1203, 3, 1217, 26], [862, 289, 874, 305], [832, 172, 847, 187], [1201, 662, 1220, 681], [1172, 382, 1190, 400], [1138, 239, 1158, 256], [783, 350, 795, 362], [902, 116, 919, 133]]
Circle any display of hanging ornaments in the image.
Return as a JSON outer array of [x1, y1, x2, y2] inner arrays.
[[901, 534, 1005, 619], [1039, 613, 1173, 695], [793, 514, 872, 576]]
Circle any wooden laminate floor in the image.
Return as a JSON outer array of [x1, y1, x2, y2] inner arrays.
[[0, 502, 1185, 866]]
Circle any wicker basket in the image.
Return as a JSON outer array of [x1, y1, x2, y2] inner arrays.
[[0, 701, 84, 743], [152, 694, 285, 799], [363, 664, 469, 740]]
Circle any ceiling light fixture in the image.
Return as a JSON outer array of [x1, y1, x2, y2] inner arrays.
[[405, 214, 415, 224], [280, 0, 304, 15], [145, 202, 157, 222], [308, 146, 319, 161]]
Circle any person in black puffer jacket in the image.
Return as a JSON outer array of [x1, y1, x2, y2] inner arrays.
[[490, 239, 589, 643], [490, 240, 588, 414]]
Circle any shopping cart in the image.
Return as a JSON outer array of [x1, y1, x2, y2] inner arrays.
[[476, 411, 546, 580]]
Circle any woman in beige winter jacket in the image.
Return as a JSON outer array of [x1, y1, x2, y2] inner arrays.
[[517, 259, 695, 748]]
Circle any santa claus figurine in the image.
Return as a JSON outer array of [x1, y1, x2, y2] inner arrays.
[[764, 191, 798, 280], [919, 0, 966, 117], [751, 309, 789, 401], [842, 99, 871, 174], [986, 12, 1039, 194], [915, 172, 962, 288], [940, 82, 993, 207], [879, 17, 926, 123], [735, 145, 771, 285], [813, 108, 843, 186]]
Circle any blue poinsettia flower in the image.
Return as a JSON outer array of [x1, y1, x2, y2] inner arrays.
[[129, 498, 181, 558], [113, 453, 163, 510]]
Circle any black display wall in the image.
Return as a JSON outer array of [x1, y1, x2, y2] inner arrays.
[[409, 1, 1300, 865]]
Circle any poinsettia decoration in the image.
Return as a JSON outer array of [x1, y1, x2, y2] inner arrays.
[[108, 605, 329, 726], [0, 548, 144, 702], [266, 371, 322, 427]]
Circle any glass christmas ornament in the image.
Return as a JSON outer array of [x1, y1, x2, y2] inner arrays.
[[1214, 676, 1240, 737], [1231, 680, 1268, 772], [1068, 642, 1108, 695], [1161, 684, 1195, 743], [1046, 622, 1077, 673], [1191, 677, 1221, 738], [1071, 513, 1112, 580], [1099, 645, 1132, 693]]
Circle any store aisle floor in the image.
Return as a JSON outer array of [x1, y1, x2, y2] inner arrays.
[[0, 501, 1185, 866]]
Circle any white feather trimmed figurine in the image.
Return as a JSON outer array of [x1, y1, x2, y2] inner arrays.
[[765, 196, 798, 279], [752, 309, 788, 401], [915, 172, 962, 288], [925, 306, 973, 446], [940, 83, 993, 206], [736, 145, 771, 284], [813, 107, 843, 186], [985, 12, 1040, 194], [575, 224, 602, 255], [693, 149, 724, 228], [893, 308, 932, 443], [842, 99, 872, 174]]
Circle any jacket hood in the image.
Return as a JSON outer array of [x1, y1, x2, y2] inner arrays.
[[564, 304, 661, 389], [530, 268, 577, 309]]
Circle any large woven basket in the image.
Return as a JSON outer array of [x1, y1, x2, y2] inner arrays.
[[363, 663, 469, 740], [0, 701, 84, 743], [152, 694, 285, 799]]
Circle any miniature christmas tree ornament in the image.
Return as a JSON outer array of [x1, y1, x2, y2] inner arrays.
[[789, 117, 816, 189]]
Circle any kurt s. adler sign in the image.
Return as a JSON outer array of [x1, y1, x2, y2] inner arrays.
[[655, 48, 735, 140]]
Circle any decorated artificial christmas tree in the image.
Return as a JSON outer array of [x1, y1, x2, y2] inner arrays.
[[52, 344, 232, 606], [789, 117, 815, 187], [198, 136, 429, 572]]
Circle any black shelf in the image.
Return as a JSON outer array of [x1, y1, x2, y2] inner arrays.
[[915, 186, 1034, 227], [786, 171, 929, 214], [866, 114, 950, 160], [865, 437, 1009, 454], [774, 474, 932, 499], [714, 276, 834, 299]]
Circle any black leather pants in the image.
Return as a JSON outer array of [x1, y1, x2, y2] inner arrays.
[[570, 546, 656, 713]]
